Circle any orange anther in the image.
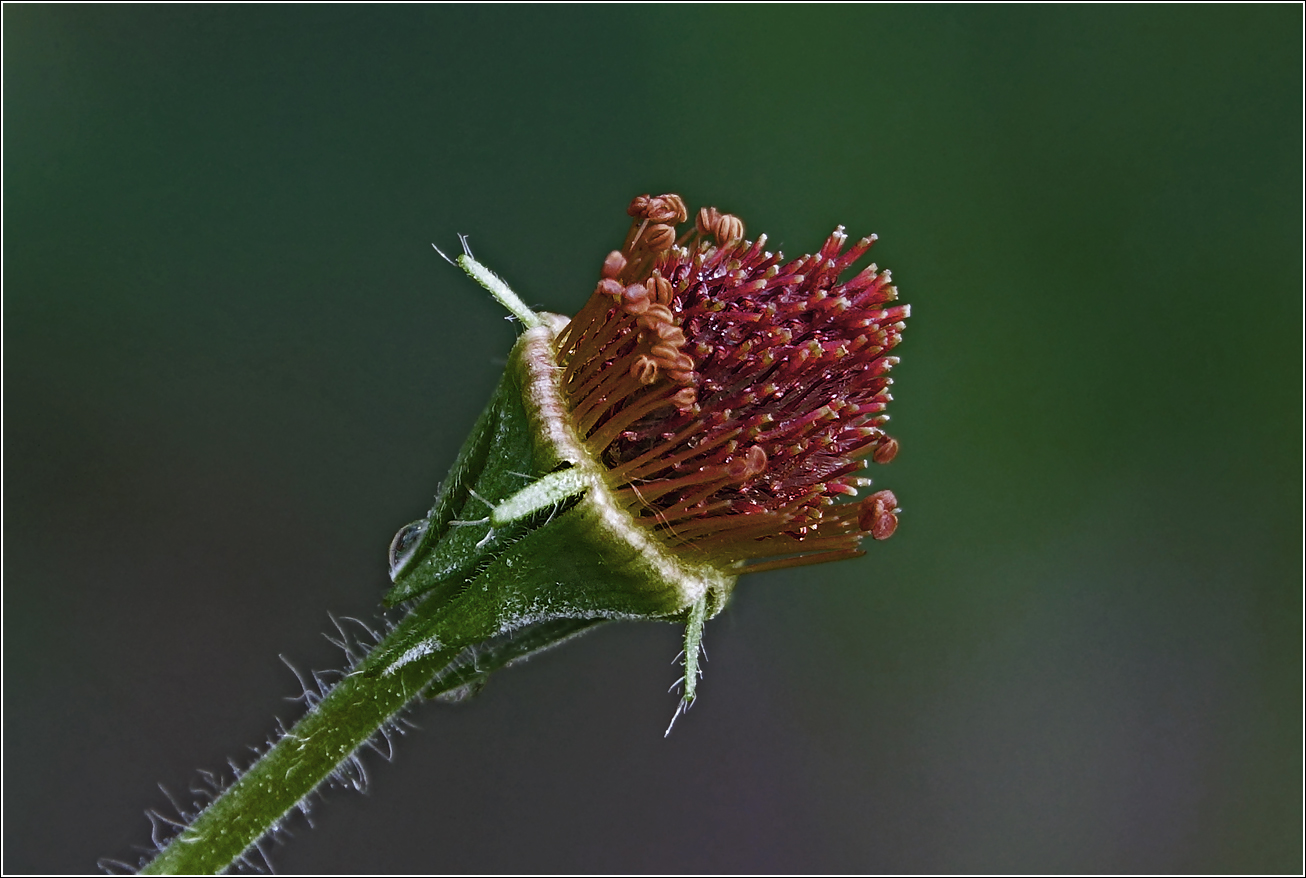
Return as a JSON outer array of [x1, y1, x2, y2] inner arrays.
[[602, 250, 627, 279], [873, 437, 899, 464], [670, 387, 698, 410], [644, 223, 676, 251], [714, 213, 744, 245], [649, 343, 680, 362], [648, 270, 674, 306], [636, 303, 674, 328], [696, 206, 721, 237], [630, 355, 659, 385], [646, 194, 688, 224], [621, 282, 651, 315], [627, 194, 651, 217], [654, 323, 686, 347], [597, 278, 624, 300], [858, 490, 899, 540]]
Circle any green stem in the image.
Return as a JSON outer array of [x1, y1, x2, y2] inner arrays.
[[139, 590, 598, 874]]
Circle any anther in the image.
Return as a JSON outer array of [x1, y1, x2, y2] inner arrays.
[[714, 213, 744, 245], [630, 355, 659, 385], [636, 303, 674, 329], [649, 343, 681, 362], [652, 351, 694, 373], [872, 437, 899, 464], [654, 323, 686, 346], [648, 270, 674, 305], [646, 194, 688, 224], [644, 223, 676, 251], [627, 194, 651, 217], [669, 352, 695, 371], [671, 387, 698, 410], [725, 445, 768, 481], [696, 206, 721, 237], [602, 251, 628, 279], [597, 278, 624, 300], [621, 282, 651, 315], [858, 489, 899, 540]]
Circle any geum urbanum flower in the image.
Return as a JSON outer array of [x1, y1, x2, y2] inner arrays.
[[557, 194, 907, 573], [379, 192, 909, 720], [131, 193, 912, 875]]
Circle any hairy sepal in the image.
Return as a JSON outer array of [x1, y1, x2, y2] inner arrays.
[[376, 321, 737, 678]]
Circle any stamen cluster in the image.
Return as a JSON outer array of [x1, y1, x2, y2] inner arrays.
[[555, 194, 908, 573]]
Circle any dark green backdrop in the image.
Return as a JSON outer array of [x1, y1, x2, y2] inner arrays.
[[5, 5, 1300, 873]]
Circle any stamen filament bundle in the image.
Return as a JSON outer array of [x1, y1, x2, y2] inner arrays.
[[554, 194, 909, 572]]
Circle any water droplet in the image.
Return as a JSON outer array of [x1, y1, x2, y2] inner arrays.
[[388, 519, 428, 580]]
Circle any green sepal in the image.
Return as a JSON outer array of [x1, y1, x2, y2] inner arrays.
[[384, 363, 547, 606], [368, 476, 733, 676], [457, 253, 543, 329], [665, 595, 709, 735], [373, 322, 738, 680]]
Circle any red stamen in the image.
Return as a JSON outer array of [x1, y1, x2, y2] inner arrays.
[[555, 194, 909, 570]]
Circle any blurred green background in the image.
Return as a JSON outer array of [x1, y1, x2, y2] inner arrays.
[[4, 5, 1300, 873]]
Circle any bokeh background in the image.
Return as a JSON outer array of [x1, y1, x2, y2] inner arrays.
[[5, 5, 1300, 874]]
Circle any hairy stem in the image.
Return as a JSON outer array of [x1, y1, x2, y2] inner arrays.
[[139, 589, 598, 874]]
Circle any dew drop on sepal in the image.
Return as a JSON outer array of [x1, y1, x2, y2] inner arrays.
[[388, 519, 428, 580]]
